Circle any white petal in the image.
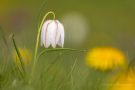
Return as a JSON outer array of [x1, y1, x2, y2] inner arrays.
[[56, 20, 64, 47], [41, 20, 52, 48], [44, 27, 50, 48], [41, 20, 51, 46], [55, 21, 61, 45], [47, 21, 57, 48]]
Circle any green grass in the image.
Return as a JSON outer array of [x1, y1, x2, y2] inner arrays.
[[0, 0, 135, 90]]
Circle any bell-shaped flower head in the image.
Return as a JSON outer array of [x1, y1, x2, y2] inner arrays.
[[41, 20, 64, 48]]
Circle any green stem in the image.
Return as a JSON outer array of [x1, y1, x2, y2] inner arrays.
[[30, 11, 55, 83]]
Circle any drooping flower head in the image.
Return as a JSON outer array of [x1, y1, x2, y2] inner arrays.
[[85, 47, 127, 71], [41, 20, 64, 48]]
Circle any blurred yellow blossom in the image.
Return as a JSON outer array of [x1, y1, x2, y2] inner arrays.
[[13, 48, 32, 65], [85, 47, 127, 71], [110, 69, 135, 90]]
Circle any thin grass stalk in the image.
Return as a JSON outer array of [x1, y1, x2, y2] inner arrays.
[[11, 34, 25, 78]]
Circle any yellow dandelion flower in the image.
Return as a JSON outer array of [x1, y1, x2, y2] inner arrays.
[[110, 69, 135, 90], [85, 47, 127, 71], [13, 48, 32, 65]]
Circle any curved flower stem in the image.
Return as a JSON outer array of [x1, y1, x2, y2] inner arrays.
[[30, 11, 55, 83], [37, 48, 87, 60]]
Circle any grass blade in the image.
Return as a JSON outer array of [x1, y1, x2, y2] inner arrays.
[[10, 34, 25, 78]]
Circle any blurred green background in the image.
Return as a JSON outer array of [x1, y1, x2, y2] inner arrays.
[[0, 0, 135, 90], [1, 0, 135, 51]]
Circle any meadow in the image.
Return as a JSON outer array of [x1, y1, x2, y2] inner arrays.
[[0, 0, 135, 90]]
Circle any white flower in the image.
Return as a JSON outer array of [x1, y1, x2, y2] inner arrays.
[[41, 20, 64, 48]]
